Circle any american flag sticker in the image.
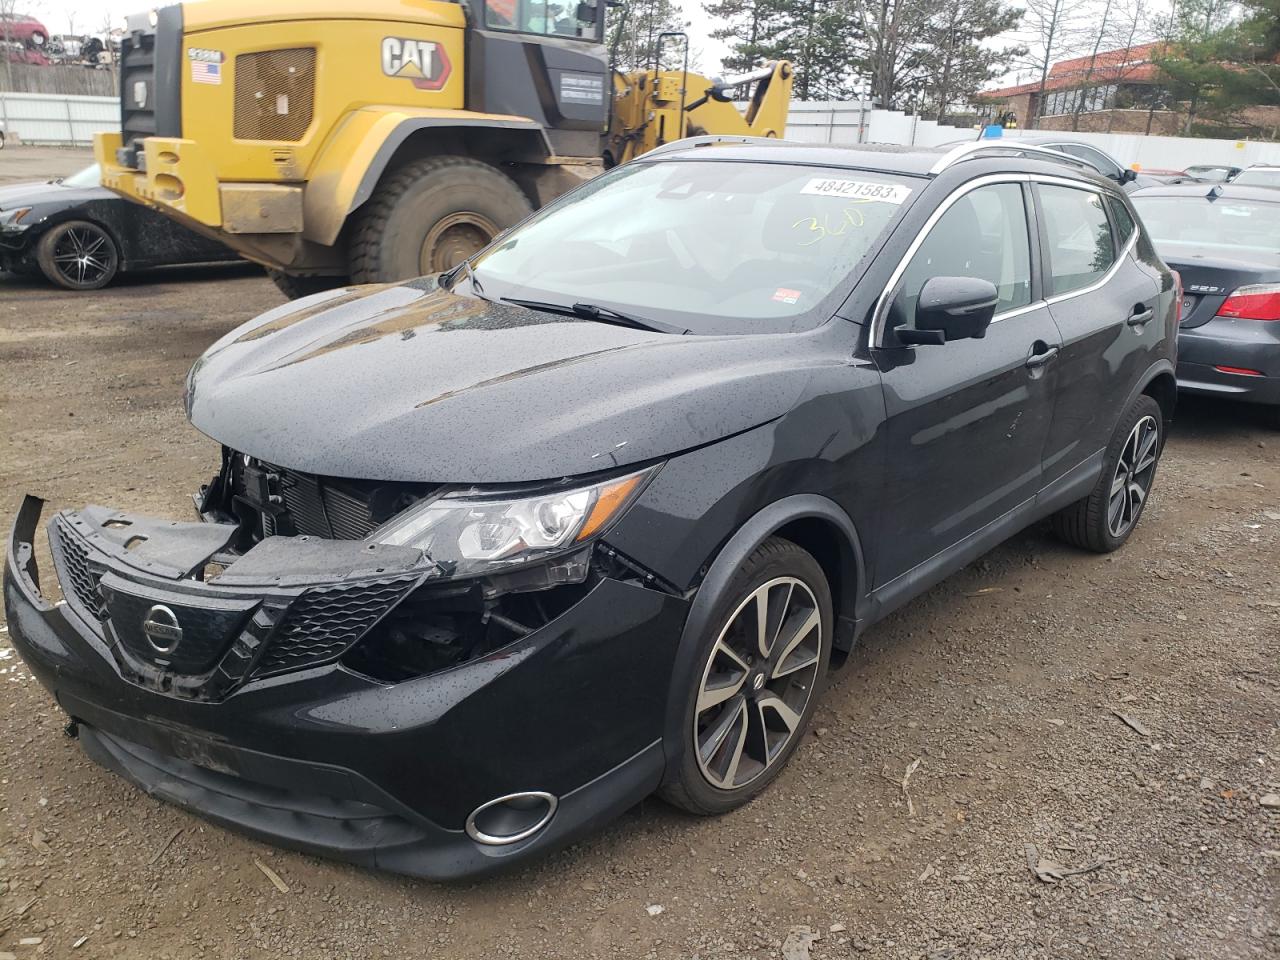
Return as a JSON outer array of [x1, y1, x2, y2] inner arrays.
[[191, 60, 222, 85]]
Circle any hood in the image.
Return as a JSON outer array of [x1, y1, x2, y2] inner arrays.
[[188, 280, 828, 483], [0, 179, 113, 214]]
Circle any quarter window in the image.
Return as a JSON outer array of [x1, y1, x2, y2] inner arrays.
[[890, 183, 1032, 331], [1107, 196, 1136, 244], [1039, 184, 1116, 296]]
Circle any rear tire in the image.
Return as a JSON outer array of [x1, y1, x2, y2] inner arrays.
[[347, 155, 532, 284], [660, 537, 832, 816], [36, 221, 119, 290], [267, 269, 348, 300], [1052, 394, 1163, 552]]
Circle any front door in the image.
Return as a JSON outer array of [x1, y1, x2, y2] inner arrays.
[[872, 180, 1061, 585]]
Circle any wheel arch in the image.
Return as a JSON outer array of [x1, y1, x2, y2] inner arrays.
[[1139, 366, 1177, 434], [660, 495, 867, 778], [304, 112, 554, 247]]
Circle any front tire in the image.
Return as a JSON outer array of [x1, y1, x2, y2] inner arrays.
[[36, 221, 119, 290], [1052, 394, 1163, 552], [347, 156, 533, 284], [661, 537, 832, 816]]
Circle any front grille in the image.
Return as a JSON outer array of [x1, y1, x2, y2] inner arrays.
[[103, 588, 259, 676], [254, 576, 418, 676], [51, 520, 106, 621], [234, 48, 316, 142]]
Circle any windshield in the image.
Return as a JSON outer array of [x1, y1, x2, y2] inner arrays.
[[60, 164, 101, 188], [471, 159, 917, 335], [1132, 195, 1280, 257], [1232, 169, 1280, 188]]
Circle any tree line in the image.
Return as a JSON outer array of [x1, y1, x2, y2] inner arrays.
[[610, 0, 1280, 136]]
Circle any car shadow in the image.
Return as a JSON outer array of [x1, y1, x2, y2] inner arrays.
[[1168, 393, 1277, 439], [0, 261, 266, 297]]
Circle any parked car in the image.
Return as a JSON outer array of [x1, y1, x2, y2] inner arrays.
[[0, 164, 238, 290], [4, 138, 1178, 880], [0, 12, 49, 48], [1182, 164, 1242, 184], [1231, 165, 1280, 189], [1131, 182, 1280, 424], [1002, 135, 1162, 193]]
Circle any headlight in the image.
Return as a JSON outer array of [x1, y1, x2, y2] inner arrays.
[[369, 466, 656, 578], [0, 207, 32, 227]]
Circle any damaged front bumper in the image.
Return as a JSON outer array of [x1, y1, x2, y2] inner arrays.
[[4, 496, 688, 879]]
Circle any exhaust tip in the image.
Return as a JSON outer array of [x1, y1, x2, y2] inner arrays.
[[465, 791, 558, 846]]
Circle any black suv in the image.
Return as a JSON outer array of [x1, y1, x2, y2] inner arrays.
[[5, 139, 1179, 880]]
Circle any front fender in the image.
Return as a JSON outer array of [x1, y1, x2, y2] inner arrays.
[[653, 492, 867, 781], [303, 108, 552, 246]]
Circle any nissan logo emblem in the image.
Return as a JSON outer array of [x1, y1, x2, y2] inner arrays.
[[141, 604, 182, 654]]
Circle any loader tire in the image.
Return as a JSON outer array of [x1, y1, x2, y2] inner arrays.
[[348, 156, 532, 284]]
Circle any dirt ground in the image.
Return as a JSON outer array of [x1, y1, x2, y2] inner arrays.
[[0, 145, 1277, 959]]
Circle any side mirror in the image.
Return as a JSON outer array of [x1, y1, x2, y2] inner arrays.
[[897, 276, 999, 346], [577, 1, 599, 21], [1121, 168, 1137, 183]]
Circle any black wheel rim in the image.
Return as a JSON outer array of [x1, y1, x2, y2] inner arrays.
[[1108, 414, 1159, 537], [52, 226, 114, 287], [693, 576, 822, 791]]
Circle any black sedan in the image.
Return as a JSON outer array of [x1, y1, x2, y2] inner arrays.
[[0, 164, 237, 290], [5, 140, 1178, 879], [1131, 183, 1280, 425]]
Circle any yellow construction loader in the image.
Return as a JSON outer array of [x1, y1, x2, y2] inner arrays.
[[93, 1, 791, 296]]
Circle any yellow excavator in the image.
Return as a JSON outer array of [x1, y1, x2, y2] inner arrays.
[[93, 0, 791, 296]]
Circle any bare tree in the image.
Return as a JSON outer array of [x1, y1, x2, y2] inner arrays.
[[1016, 0, 1089, 128], [1100, 0, 1159, 130]]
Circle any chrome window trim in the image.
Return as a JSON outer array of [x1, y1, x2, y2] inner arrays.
[[872, 173, 1136, 348]]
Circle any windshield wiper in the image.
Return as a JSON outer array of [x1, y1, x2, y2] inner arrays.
[[501, 298, 688, 335]]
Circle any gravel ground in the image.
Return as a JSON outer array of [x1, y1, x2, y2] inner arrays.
[[0, 152, 1277, 958]]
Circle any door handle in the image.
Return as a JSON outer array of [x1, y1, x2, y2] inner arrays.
[[1025, 345, 1060, 369], [1127, 307, 1154, 327]]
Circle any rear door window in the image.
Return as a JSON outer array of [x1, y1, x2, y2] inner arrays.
[[1038, 184, 1116, 296]]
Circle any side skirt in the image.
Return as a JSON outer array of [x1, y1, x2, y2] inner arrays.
[[864, 450, 1104, 625]]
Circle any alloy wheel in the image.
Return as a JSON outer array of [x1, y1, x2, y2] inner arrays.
[[693, 576, 822, 791], [1107, 414, 1159, 538], [51, 224, 115, 287]]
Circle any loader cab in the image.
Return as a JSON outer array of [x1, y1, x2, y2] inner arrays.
[[466, 0, 611, 156]]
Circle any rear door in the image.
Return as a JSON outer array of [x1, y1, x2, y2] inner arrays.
[[1036, 180, 1162, 486], [872, 178, 1061, 584]]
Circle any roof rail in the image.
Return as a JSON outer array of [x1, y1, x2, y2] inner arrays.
[[643, 134, 783, 160], [929, 140, 1095, 175]]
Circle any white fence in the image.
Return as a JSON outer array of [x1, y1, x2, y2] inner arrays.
[[782, 99, 1280, 171], [5, 90, 1280, 169], [784, 100, 974, 148], [0, 92, 116, 147]]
